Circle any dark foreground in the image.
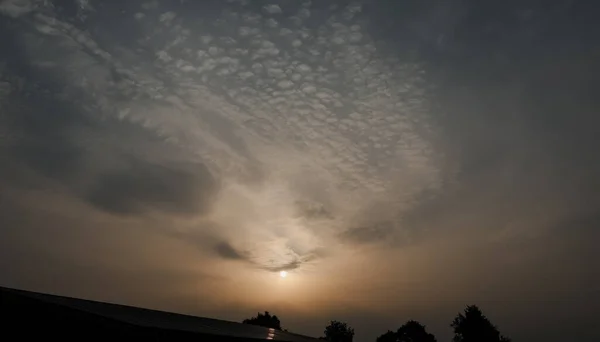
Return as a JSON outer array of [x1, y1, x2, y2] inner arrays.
[[0, 286, 318, 342]]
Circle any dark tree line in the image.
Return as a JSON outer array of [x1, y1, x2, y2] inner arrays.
[[242, 305, 510, 342]]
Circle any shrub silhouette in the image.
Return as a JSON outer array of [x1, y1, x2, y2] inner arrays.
[[242, 311, 282, 330], [324, 320, 355, 342]]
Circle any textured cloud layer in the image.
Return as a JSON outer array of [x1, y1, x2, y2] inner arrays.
[[0, 0, 451, 273], [4, 2, 599, 342]]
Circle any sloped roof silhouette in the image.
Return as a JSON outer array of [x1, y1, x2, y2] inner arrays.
[[0, 286, 318, 342]]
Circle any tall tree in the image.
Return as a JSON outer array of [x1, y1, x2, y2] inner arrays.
[[242, 311, 282, 330], [324, 320, 355, 342], [451, 305, 511, 342]]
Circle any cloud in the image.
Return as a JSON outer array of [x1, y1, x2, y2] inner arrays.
[[294, 200, 334, 220], [1, 66, 219, 218], [258, 248, 327, 273], [0, 0, 33, 18], [215, 241, 249, 261], [339, 222, 394, 245], [1, 80, 88, 185], [85, 157, 218, 216], [263, 4, 282, 15], [0, 0, 453, 282], [2, 1, 600, 341], [262, 260, 301, 273], [211, 239, 326, 275]]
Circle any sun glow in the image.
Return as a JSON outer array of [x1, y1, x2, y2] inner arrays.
[[279, 271, 288, 278]]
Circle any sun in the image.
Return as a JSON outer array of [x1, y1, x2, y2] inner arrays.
[[279, 270, 287, 278]]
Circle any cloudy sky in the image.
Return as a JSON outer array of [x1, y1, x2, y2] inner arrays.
[[1, 0, 598, 341]]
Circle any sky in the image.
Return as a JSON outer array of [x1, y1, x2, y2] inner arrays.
[[0, 0, 599, 341]]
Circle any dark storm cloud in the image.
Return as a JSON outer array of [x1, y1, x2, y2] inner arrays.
[[343, 4, 600, 340], [377, 3, 600, 340], [430, 1, 600, 213], [364, 0, 600, 228]]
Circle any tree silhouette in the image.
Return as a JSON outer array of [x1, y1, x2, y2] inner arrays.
[[451, 305, 511, 342], [324, 320, 355, 342], [397, 320, 437, 342], [376, 330, 398, 342], [376, 320, 437, 342], [242, 311, 282, 330]]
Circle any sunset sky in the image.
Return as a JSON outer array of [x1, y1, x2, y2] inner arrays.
[[1, 1, 599, 341]]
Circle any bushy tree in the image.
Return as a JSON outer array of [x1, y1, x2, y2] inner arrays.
[[376, 320, 436, 342], [324, 320, 355, 342], [451, 305, 511, 342], [242, 311, 282, 330], [397, 320, 437, 342]]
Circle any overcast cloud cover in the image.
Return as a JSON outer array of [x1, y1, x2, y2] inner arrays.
[[1, 1, 599, 341]]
